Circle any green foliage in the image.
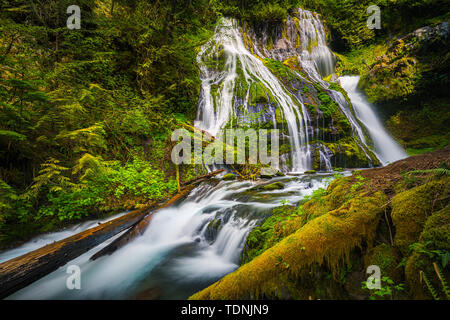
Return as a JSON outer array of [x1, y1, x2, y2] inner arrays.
[[34, 157, 177, 222], [421, 263, 450, 300], [0, 0, 215, 244], [362, 276, 405, 300]]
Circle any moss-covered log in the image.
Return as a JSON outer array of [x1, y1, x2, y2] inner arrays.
[[190, 189, 386, 299]]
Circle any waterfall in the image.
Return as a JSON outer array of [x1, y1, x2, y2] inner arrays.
[[296, 9, 336, 79], [196, 18, 311, 172], [196, 11, 378, 173], [339, 76, 407, 164], [5, 175, 337, 299]]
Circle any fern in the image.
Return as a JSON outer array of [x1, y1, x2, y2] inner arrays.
[[433, 263, 450, 300], [422, 271, 440, 300], [421, 263, 450, 300]]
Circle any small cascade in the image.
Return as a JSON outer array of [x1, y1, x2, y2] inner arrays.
[[296, 9, 336, 79], [319, 147, 333, 171]]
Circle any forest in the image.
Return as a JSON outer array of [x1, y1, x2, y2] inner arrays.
[[0, 0, 449, 301]]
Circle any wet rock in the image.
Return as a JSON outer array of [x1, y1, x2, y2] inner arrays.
[[222, 173, 236, 181], [263, 182, 285, 190], [204, 218, 222, 243], [260, 167, 283, 179]]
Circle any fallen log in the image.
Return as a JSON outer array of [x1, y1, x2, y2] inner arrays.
[[0, 205, 156, 299]]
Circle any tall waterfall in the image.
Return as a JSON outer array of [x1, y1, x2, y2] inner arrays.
[[339, 76, 408, 164], [196, 17, 312, 172], [196, 10, 378, 172]]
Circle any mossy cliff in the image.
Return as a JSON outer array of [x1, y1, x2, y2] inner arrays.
[[345, 22, 450, 156], [190, 147, 450, 300], [211, 11, 379, 170]]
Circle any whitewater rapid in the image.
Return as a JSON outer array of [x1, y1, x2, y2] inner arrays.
[[4, 174, 340, 299]]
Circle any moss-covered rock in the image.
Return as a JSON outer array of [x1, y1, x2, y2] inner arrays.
[[205, 218, 223, 243], [190, 186, 386, 300], [405, 206, 450, 299], [222, 173, 237, 181], [263, 182, 284, 191], [391, 177, 450, 254], [242, 205, 300, 264], [364, 244, 401, 282]]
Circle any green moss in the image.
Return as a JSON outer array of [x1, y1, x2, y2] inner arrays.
[[250, 82, 269, 105], [243, 205, 300, 264], [263, 58, 298, 83], [222, 173, 236, 181], [364, 244, 400, 281], [324, 137, 379, 168], [420, 206, 450, 251], [263, 182, 284, 191], [405, 205, 450, 299], [391, 177, 450, 254], [190, 190, 387, 300]]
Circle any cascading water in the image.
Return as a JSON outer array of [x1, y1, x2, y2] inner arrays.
[[196, 18, 311, 172], [196, 10, 379, 173], [4, 175, 338, 299], [339, 76, 408, 164], [295, 9, 336, 79], [1, 9, 409, 301]]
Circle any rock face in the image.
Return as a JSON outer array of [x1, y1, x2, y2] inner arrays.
[[359, 21, 449, 153], [196, 9, 380, 173]]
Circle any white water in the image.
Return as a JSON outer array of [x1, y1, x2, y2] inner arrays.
[[339, 76, 407, 164], [0, 211, 128, 264], [5, 175, 337, 299], [295, 9, 336, 79]]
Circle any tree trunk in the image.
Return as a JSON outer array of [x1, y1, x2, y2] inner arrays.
[[0, 205, 156, 299]]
